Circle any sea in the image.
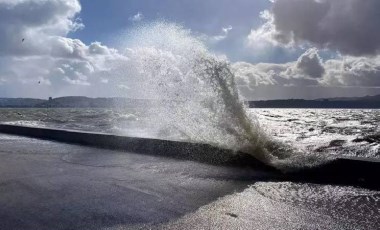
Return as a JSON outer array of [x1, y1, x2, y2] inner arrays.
[[1, 108, 379, 160]]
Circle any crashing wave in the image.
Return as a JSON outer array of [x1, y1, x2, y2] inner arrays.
[[118, 21, 327, 170]]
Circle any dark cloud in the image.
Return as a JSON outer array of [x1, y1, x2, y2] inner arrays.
[[295, 48, 325, 78], [268, 0, 380, 56]]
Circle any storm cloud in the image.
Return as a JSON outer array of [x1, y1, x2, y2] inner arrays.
[[252, 0, 380, 56]]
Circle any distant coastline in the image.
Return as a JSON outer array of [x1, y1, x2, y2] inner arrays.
[[250, 94, 380, 109], [0, 97, 151, 108], [0, 95, 380, 109]]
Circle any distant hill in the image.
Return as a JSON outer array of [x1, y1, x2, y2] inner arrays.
[[0, 97, 152, 108], [250, 95, 380, 108], [0, 98, 46, 108], [315, 94, 380, 102], [0, 95, 379, 108]]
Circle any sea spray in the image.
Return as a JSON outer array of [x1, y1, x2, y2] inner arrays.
[[119, 22, 327, 170]]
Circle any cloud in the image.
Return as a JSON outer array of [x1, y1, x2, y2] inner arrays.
[[0, 0, 83, 56], [0, 0, 378, 100], [233, 48, 324, 90], [295, 48, 325, 78], [233, 48, 380, 99], [251, 0, 380, 56], [0, 0, 127, 97], [322, 56, 380, 87], [209, 25, 233, 42], [247, 10, 279, 49], [129, 12, 144, 22]]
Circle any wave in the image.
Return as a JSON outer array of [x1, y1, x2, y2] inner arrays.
[[118, 21, 327, 170]]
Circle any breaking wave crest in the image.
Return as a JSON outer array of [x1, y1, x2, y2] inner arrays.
[[120, 22, 327, 170]]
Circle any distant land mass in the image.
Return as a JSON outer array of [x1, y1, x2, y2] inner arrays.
[[249, 94, 380, 108], [0, 95, 379, 108], [0, 97, 152, 108]]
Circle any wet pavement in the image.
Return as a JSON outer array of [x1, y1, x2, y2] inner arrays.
[[0, 134, 266, 230], [0, 134, 378, 230]]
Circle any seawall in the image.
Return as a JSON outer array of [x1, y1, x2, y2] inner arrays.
[[0, 124, 379, 190], [0, 124, 270, 169]]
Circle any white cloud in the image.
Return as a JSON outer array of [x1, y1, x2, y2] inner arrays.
[[129, 12, 144, 22], [247, 10, 281, 49], [212, 25, 233, 42], [322, 56, 380, 87], [0, 0, 84, 56], [0, 0, 128, 97], [233, 48, 323, 90], [0, 78, 7, 85], [233, 48, 380, 97]]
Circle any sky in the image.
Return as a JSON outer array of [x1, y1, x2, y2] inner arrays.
[[1, 0, 380, 100]]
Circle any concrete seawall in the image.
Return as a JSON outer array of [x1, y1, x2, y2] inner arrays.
[[0, 124, 379, 190], [0, 124, 270, 169]]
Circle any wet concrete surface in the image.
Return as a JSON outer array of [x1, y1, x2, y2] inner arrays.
[[0, 134, 378, 230], [0, 134, 272, 230]]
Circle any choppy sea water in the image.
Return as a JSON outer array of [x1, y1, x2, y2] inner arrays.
[[256, 109, 380, 159], [1, 108, 379, 160]]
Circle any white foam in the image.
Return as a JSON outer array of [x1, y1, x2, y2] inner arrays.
[[116, 22, 326, 169]]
